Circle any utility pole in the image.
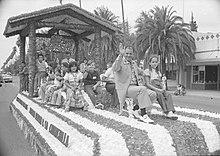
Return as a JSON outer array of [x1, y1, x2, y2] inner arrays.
[[121, 0, 126, 46], [79, 0, 82, 8], [182, 0, 185, 21]]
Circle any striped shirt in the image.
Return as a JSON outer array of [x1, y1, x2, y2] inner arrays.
[[37, 60, 48, 72]]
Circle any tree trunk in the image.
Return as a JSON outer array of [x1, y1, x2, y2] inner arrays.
[[161, 56, 168, 90], [161, 56, 166, 75], [93, 28, 102, 71], [74, 39, 79, 62], [179, 65, 186, 86], [19, 35, 26, 92], [28, 22, 37, 97]]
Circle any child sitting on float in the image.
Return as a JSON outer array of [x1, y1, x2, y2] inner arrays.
[[63, 61, 88, 112], [37, 66, 55, 102], [50, 63, 68, 107], [44, 67, 64, 103]]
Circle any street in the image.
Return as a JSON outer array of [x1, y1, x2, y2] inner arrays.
[[0, 76, 220, 155], [173, 95, 220, 114], [0, 76, 37, 156]]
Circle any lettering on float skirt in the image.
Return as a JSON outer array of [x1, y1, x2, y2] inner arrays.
[[16, 97, 69, 147]]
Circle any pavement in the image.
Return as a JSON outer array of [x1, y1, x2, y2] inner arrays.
[[167, 79, 220, 99], [0, 77, 37, 156]]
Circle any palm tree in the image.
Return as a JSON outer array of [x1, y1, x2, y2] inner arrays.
[[94, 6, 119, 25], [90, 6, 123, 70], [135, 6, 196, 83]]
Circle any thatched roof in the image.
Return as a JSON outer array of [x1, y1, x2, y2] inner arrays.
[[4, 3, 121, 40]]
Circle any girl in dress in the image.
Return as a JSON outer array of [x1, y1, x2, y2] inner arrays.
[[63, 61, 88, 112], [44, 67, 63, 103], [144, 55, 177, 119], [38, 66, 55, 102]]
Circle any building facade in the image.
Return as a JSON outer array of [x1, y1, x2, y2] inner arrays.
[[186, 32, 220, 90]]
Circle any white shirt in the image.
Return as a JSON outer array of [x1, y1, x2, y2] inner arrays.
[[144, 68, 161, 80], [37, 60, 48, 72], [104, 67, 114, 82], [54, 78, 62, 87], [61, 58, 75, 64], [64, 72, 83, 83]]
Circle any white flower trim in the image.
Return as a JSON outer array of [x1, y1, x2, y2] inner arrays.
[[152, 103, 220, 119], [175, 106, 220, 119], [82, 90, 176, 155], [22, 91, 29, 96], [152, 109, 220, 153], [91, 109, 176, 156], [16, 94, 94, 156], [51, 108, 129, 156]]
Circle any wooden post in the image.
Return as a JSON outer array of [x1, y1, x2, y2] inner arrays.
[[190, 65, 193, 89], [74, 39, 79, 62], [217, 64, 220, 90], [19, 35, 26, 92], [94, 27, 101, 70], [28, 22, 37, 97]]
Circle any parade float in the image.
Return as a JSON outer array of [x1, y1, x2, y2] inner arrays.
[[4, 3, 220, 156]]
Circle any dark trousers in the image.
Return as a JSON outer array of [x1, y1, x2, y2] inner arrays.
[[156, 92, 175, 114], [20, 75, 29, 92], [105, 82, 119, 107], [84, 84, 102, 105]]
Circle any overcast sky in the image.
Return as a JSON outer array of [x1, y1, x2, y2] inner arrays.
[[0, 0, 220, 67]]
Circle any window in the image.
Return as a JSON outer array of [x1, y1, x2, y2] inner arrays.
[[193, 66, 205, 83], [199, 71, 204, 83], [205, 66, 217, 83], [193, 66, 199, 83]]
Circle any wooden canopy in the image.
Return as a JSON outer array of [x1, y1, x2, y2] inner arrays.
[[4, 3, 120, 41], [3, 3, 121, 97]]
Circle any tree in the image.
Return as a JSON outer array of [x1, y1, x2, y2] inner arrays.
[[94, 6, 119, 25], [190, 12, 198, 32], [1, 46, 17, 70], [135, 6, 196, 82], [90, 6, 123, 70]]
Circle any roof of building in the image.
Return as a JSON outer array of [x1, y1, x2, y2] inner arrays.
[[193, 32, 220, 41], [187, 58, 220, 65], [3, 3, 121, 40]]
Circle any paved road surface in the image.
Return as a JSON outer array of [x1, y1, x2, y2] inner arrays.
[[0, 77, 37, 156], [173, 95, 220, 113]]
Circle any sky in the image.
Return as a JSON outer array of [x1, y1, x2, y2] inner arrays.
[[0, 0, 220, 68]]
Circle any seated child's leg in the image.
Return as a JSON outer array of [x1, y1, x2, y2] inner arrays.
[[84, 85, 97, 105], [64, 88, 72, 112], [51, 90, 59, 105], [34, 72, 40, 94], [56, 89, 63, 106]]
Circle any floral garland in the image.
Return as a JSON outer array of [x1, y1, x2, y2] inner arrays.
[[14, 96, 94, 156], [10, 102, 56, 156], [151, 108, 220, 153], [87, 109, 175, 156], [19, 93, 100, 156], [17, 92, 220, 155], [152, 103, 220, 135], [173, 105, 220, 119], [82, 91, 175, 156], [82, 89, 214, 155], [51, 108, 130, 156]]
